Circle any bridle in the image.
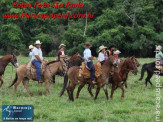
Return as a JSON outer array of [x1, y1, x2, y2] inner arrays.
[[10, 55, 17, 66]]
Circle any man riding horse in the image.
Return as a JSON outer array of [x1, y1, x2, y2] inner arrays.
[[31, 40, 43, 83], [83, 42, 96, 85]]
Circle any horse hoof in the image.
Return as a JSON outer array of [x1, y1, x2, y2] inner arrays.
[[121, 96, 124, 99]]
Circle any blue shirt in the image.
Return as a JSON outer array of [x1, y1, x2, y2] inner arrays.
[[83, 48, 92, 62]]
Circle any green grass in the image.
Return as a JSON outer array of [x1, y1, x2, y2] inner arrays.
[[0, 56, 163, 122]]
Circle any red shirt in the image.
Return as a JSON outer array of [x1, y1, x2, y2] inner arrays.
[[58, 50, 62, 60]]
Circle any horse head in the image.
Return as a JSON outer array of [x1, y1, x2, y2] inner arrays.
[[125, 58, 138, 75], [130, 56, 140, 67], [10, 53, 19, 68]]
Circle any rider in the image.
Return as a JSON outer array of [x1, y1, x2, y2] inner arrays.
[[83, 42, 96, 84], [58, 44, 68, 60], [155, 45, 163, 65], [31, 40, 43, 83], [107, 45, 115, 57], [114, 50, 121, 64], [29, 45, 34, 61], [98, 45, 107, 64]]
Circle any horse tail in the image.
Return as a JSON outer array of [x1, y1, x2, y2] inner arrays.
[[59, 73, 69, 97], [8, 73, 18, 88], [139, 63, 147, 81]]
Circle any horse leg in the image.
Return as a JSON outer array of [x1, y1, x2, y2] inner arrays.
[[94, 85, 101, 100], [103, 84, 109, 100], [124, 80, 128, 88], [145, 71, 153, 86], [71, 85, 76, 101], [14, 77, 22, 94], [44, 79, 50, 95], [0, 76, 4, 88], [52, 75, 56, 84], [88, 84, 94, 98], [110, 84, 116, 99], [76, 82, 85, 99], [22, 79, 32, 94], [118, 83, 125, 98]]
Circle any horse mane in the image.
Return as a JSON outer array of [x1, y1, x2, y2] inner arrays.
[[47, 60, 60, 65], [69, 52, 80, 62]]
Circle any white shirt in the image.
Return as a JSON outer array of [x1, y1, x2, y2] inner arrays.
[[31, 47, 43, 62], [98, 52, 105, 62], [83, 48, 92, 62], [29, 52, 33, 61]]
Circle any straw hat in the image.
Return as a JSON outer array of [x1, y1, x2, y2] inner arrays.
[[114, 50, 121, 54], [29, 45, 34, 50], [98, 45, 107, 52], [35, 40, 42, 45], [59, 44, 66, 49], [83, 42, 92, 48], [156, 45, 162, 51]]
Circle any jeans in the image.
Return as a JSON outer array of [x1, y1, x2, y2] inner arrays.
[[87, 61, 95, 81], [32, 61, 41, 80]]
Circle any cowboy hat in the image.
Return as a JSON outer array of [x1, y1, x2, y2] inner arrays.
[[83, 42, 92, 48], [35, 40, 42, 45], [98, 45, 107, 52], [59, 44, 66, 49], [156, 45, 162, 51], [29, 45, 34, 50], [114, 50, 121, 54]]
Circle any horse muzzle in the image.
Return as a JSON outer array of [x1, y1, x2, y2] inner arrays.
[[131, 69, 138, 75], [15, 63, 19, 68]]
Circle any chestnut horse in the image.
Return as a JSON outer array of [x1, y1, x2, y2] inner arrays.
[[8, 60, 67, 94], [67, 56, 117, 101], [117, 56, 139, 88], [0, 54, 18, 88], [109, 58, 138, 99]]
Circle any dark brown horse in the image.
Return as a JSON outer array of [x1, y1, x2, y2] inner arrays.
[[67, 56, 117, 101], [53, 52, 84, 97], [109, 58, 138, 99], [0, 54, 18, 88]]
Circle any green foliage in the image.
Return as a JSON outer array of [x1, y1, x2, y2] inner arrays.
[[0, 0, 162, 57]]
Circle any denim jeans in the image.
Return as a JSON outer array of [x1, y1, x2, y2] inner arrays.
[[32, 61, 41, 80], [87, 61, 95, 81]]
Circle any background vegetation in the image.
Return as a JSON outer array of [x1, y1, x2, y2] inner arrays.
[[0, 56, 163, 121], [0, 0, 163, 57]]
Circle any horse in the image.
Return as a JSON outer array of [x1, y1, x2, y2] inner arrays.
[[139, 62, 163, 86], [52, 52, 84, 97], [66, 56, 117, 101], [0, 54, 18, 88], [75, 58, 138, 100], [8, 60, 67, 94], [108, 58, 138, 99], [117, 56, 139, 88]]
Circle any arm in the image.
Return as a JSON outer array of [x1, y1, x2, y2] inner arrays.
[[159, 52, 163, 59], [35, 55, 42, 63]]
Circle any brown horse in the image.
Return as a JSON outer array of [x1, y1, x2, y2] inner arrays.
[[59, 52, 84, 97], [118, 56, 139, 88], [0, 54, 18, 88], [109, 58, 138, 99], [75, 57, 139, 100], [66, 56, 117, 101], [8, 60, 67, 94]]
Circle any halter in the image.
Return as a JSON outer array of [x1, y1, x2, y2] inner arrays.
[[10, 55, 16, 66]]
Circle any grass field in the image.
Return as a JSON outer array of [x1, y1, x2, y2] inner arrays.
[[0, 56, 163, 122]]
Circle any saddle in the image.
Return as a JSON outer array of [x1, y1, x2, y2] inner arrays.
[[79, 62, 102, 78], [26, 61, 48, 79]]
